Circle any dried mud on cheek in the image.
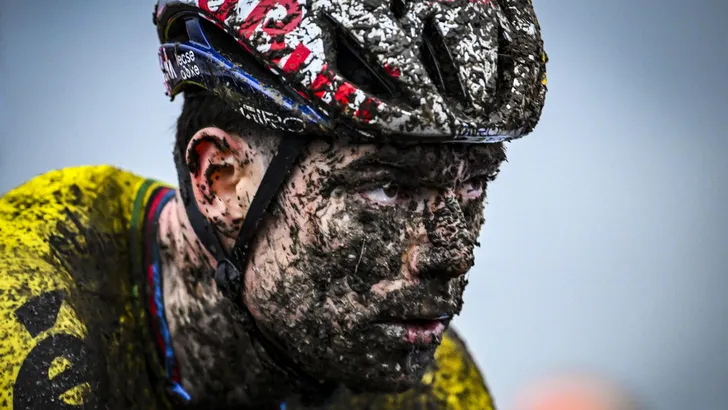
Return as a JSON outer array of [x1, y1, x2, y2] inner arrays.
[[253, 143, 495, 390], [258, 194, 465, 389], [253, 197, 415, 386]]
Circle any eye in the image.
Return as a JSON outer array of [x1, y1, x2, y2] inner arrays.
[[360, 182, 401, 205], [459, 178, 485, 199]]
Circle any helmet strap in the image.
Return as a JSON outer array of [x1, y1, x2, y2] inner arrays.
[[182, 134, 337, 396], [211, 133, 305, 300], [183, 134, 306, 292]]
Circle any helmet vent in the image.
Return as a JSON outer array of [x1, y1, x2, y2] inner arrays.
[[165, 14, 191, 43], [391, 0, 408, 19], [419, 16, 468, 106], [324, 13, 406, 103]]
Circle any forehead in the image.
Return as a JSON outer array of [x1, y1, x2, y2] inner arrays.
[[304, 140, 505, 184]]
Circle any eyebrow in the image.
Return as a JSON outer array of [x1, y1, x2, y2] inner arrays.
[[333, 154, 465, 189], [322, 143, 502, 192], [345, 157, 412, 174], [349, 148, 479, 175]]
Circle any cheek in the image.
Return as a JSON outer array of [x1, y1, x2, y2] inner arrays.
[[462, 197, 487, 232], [312, 193, 354, 250], [243, 198, 310, 321], [243, 172, 356, 323], [330, 201, 421, 295]]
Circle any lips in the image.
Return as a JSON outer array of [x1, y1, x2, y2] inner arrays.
[[372, 315, 452, 346], [364, 281, 462, 347]]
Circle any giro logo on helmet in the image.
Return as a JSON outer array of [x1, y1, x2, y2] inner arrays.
[[456, 124, 520, 139], [238, 104, 306, 133]]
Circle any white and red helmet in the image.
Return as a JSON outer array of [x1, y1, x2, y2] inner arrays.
[[154, 0, 547, 143]]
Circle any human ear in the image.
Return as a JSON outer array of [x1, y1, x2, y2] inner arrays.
[[185, 126, 264, 244]]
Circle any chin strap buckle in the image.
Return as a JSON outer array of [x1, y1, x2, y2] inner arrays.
[[214, 258, 242, 300]]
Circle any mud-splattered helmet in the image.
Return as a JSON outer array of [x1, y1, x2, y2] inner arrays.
[[152, 2, 547, 401], [154, 0, 547, 143]]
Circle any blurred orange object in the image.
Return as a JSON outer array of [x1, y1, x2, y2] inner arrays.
[[514, 372, 639, 410]]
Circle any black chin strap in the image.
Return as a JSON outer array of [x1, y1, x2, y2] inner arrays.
[[212, 134, 306, 297], [183, 134, 336, 395]]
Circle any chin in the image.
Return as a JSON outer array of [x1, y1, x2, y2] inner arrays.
[[333, 345, 438, 394], [345, 373, 425, 395]]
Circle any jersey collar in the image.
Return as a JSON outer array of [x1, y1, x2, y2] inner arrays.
[[130, 181, 191, 406]]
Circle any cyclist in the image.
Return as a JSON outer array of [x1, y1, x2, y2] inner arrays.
[[0, 0, 547, 408]]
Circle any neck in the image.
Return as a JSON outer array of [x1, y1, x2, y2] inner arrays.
[[154, 193, 296, 407]]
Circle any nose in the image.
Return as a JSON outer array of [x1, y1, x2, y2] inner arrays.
[[408, 191, 476, 279]]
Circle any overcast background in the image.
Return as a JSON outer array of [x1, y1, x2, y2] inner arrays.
[[1, 1, 726, 409]]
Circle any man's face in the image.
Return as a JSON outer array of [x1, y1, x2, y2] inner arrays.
[[243, 139, 504, 392]]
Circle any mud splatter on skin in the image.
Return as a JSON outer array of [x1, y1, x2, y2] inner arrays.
[[160, 135, 504, 406], [159, 250, 302, 407], [241, 139, 506, 395]]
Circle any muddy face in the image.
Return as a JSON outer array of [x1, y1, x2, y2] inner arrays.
[[243, 139, 505, 393]]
